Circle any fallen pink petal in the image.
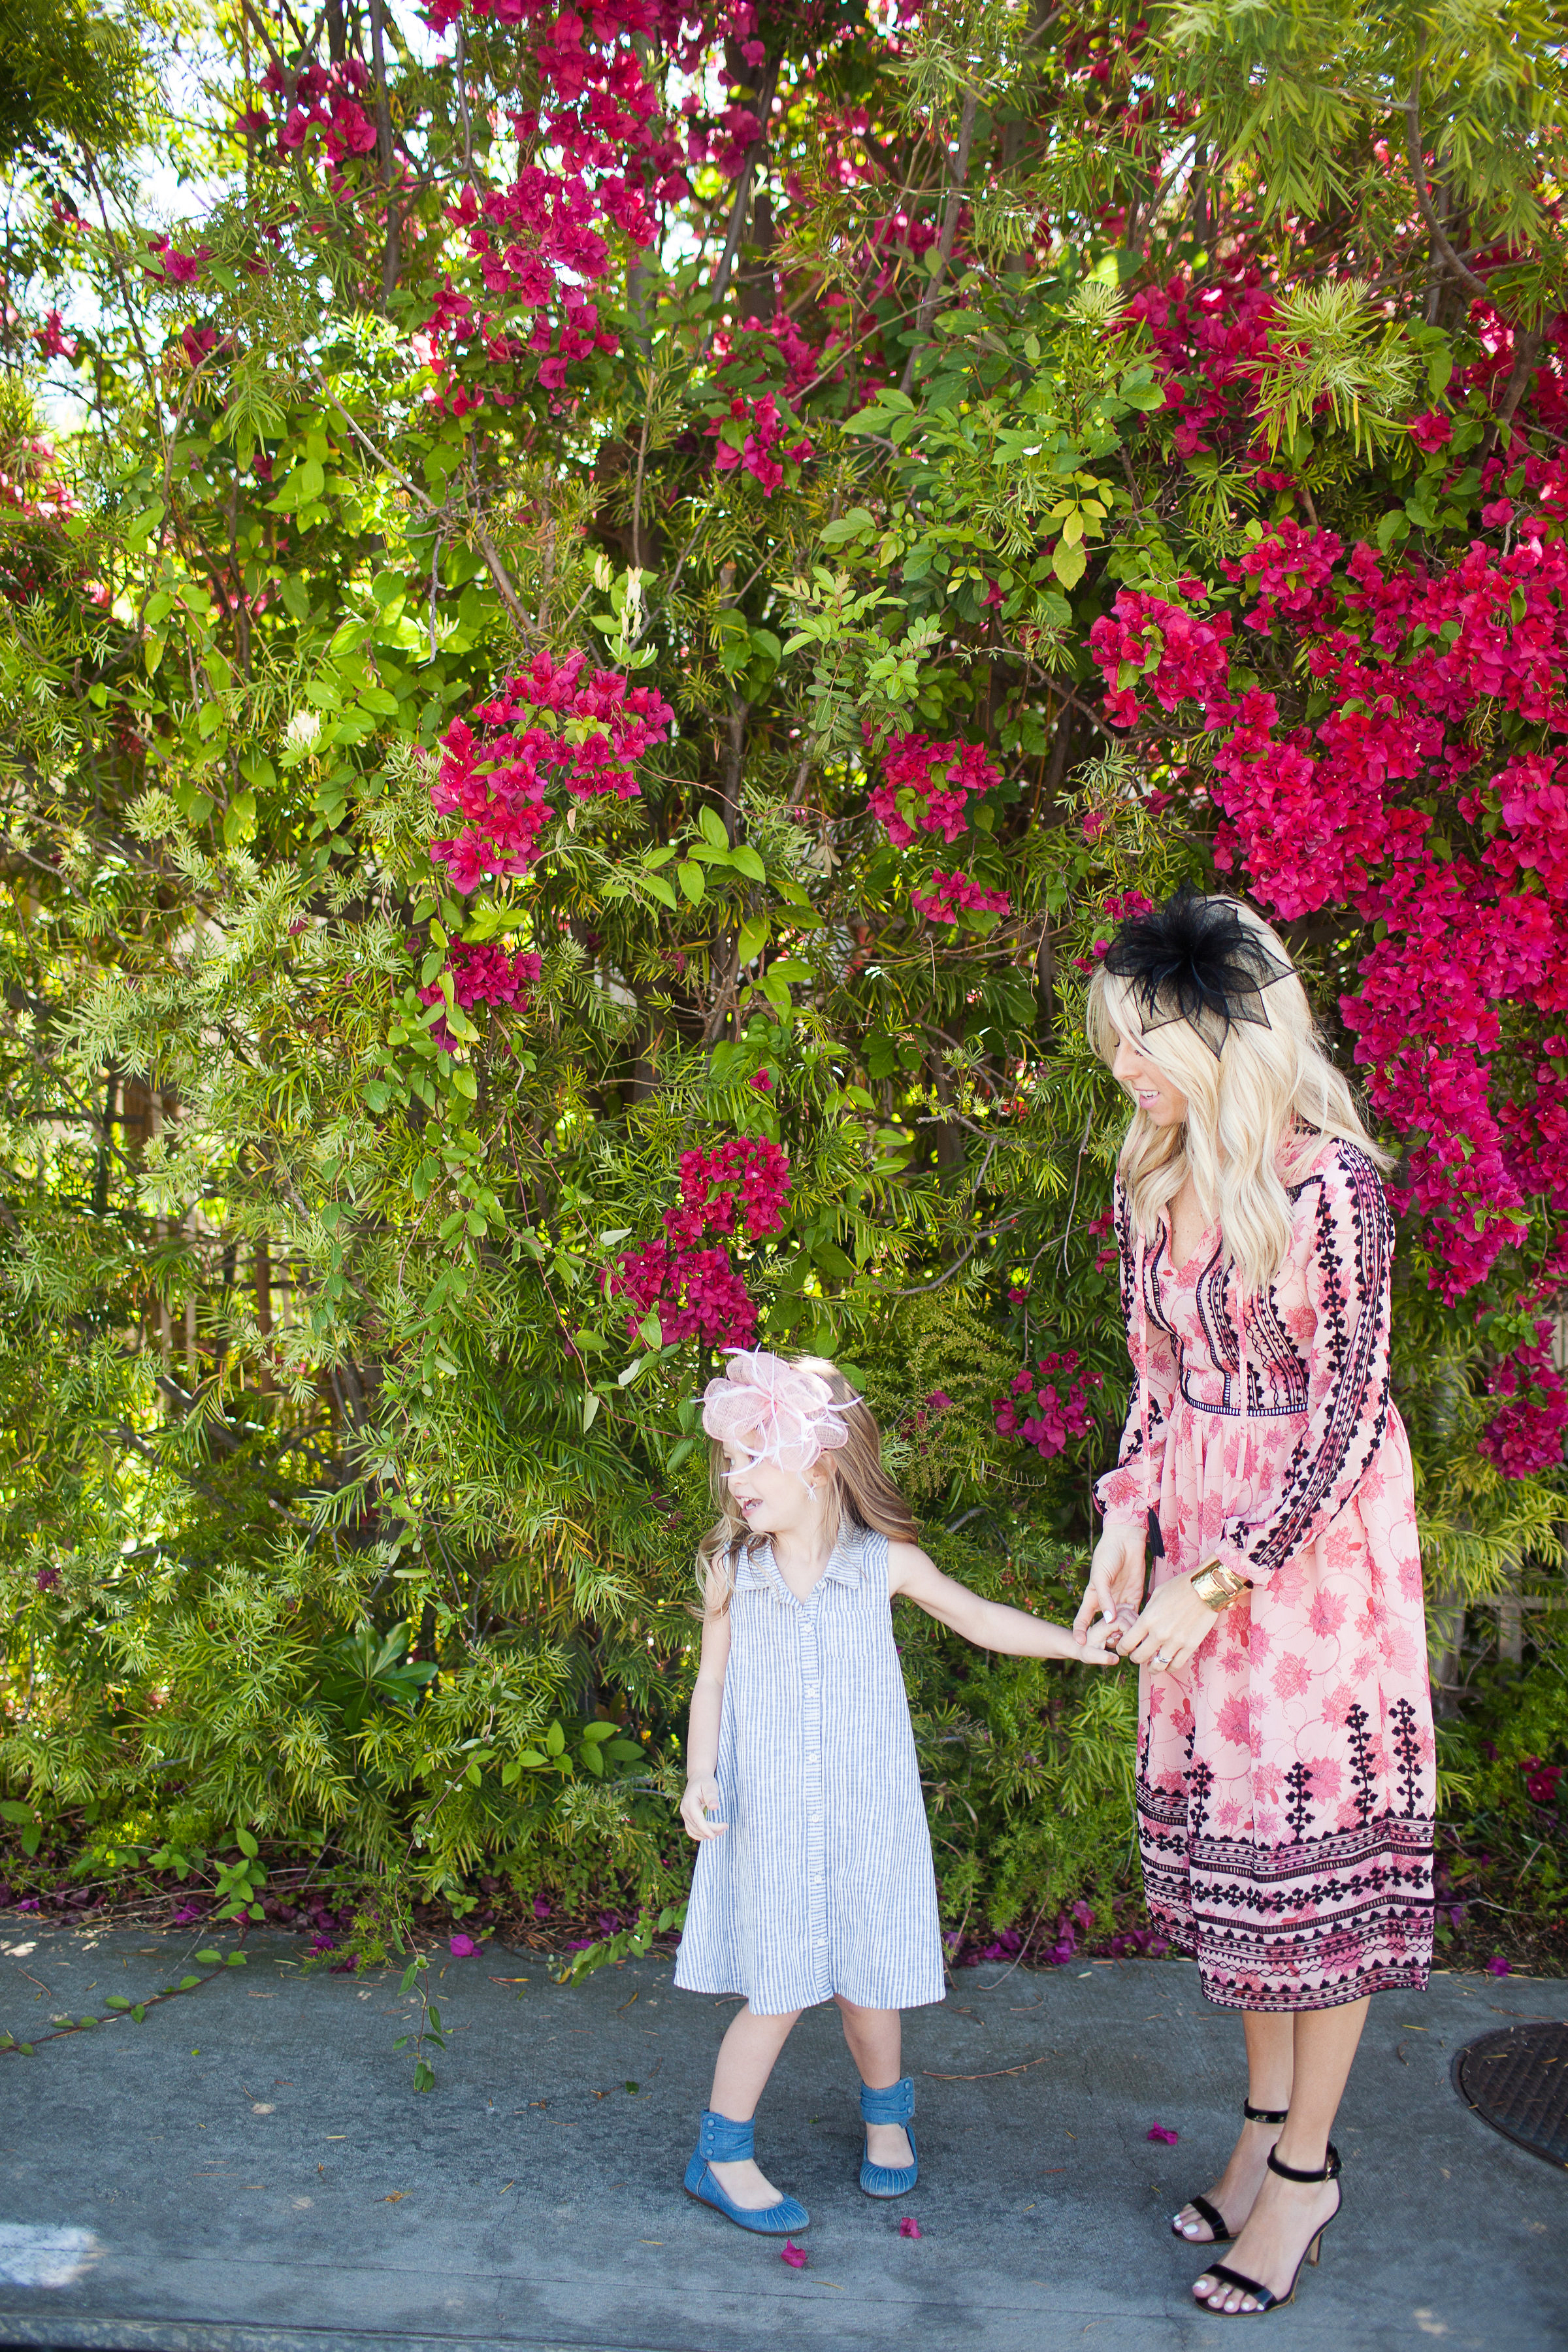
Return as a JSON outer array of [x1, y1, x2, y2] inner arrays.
[[898, 2216, 921, 2238], [1147, 2124, 1180, 2145], [1486, 1955, 1511, 1977], [448, 1933, 479, 1957], [780, 2238, 808, 2268]]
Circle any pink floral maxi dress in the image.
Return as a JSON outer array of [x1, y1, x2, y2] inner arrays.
[[1096, 1139, 1435, 2012]]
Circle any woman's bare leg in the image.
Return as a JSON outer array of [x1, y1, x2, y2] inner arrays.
[[1194, 1997, 1368, 2313], [704, 2002, 802, 2210], [835, 1994, 911, 2168], [1173, 2009, 1292, 2241]]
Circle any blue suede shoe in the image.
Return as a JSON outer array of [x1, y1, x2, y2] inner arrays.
[[859, 2074, 918, 2197], [683, 2109, 809, 2236]]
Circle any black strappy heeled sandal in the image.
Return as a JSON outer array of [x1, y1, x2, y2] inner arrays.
[[1169, 2101, 1288, 2244], [1192, 2142, 1343, 2315]]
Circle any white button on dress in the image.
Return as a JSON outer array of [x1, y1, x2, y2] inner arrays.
[[674, 1526, 945, 2017]]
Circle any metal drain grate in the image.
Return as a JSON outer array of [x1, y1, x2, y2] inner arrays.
[[1452, 2020, 1568, 2168]]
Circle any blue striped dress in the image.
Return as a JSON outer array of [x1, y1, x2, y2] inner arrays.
[[674, 1524, 946, 2017]]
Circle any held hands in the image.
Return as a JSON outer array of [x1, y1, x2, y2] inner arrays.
[[679, 1774, 726, 1842], [1113, 1572, 1220, 1677], [1073, 1520, 1147, 1650]]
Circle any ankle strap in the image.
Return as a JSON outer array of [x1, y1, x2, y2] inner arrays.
[[1267, 2140, 1340, 2185], [1243, 2100, 1288, 2126], [859, 2074, 915, 2125], [698, 2108, 756, 2161]]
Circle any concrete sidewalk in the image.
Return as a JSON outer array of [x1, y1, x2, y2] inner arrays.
[[0, 1925, 1563, 2352]]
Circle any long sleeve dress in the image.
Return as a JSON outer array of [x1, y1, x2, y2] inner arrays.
[[1096, 1137, 1435, 2013]]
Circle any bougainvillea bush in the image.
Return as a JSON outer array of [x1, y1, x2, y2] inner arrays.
[[0, 0, 1562, 1974]]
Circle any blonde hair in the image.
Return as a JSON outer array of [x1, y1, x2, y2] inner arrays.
[[1085, 896, 1390, 1294], [696, 1355, 917, 1612]]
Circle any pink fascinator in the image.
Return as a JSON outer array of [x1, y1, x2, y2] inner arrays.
[[700, 1351, 854, 1480]]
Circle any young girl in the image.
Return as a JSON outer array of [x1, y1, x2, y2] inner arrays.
[[674, 1349, 1113, 2236]]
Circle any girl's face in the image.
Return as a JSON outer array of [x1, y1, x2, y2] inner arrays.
[[1111, 1026, 1189, 1129], [723, 1434, 830, 1537]]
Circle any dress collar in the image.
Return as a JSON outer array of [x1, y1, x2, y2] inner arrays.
[[734, 1528, 864, 1601]]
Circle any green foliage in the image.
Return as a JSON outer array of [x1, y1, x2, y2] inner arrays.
[[0, 0, 139, 169]]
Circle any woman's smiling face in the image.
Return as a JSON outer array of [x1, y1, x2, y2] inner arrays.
[[1111, 1026, 1190, 1129]]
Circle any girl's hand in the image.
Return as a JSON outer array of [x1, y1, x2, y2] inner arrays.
[[1073, 1520, 1147, 1648], [1117, 1572, 1219, 1677], [679, 1774, 726, 1842]]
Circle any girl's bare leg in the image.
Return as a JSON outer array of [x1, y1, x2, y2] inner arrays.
[[1194, 1997, 1368, 2313], [704, 2002, 802, 2210], [834, 1994, 912, 2169], [1173, 2009, 1293, 2242]]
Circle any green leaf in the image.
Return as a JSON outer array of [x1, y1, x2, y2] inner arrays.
[[194, 1950, 222, 1964], [544, 1721, 566, 1756], [226, 1951, 248, 1966], [698, 805, 729, 849], [820, 507, 875, 547], [1052, 538, 1087, 591], [235, 1827, 259, 1858], [104, 1996, 133, 2012], [414, 2060, 436, 2092], [678, 860, 705, 904], [729, 844, 766, 883], [736, 915, 770, 966]]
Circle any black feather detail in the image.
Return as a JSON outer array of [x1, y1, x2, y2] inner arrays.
[[1103, 885, 1292, 1058]]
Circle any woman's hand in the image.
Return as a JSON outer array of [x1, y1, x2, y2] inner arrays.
[[1073, 1520, 1147, 1648], [679, 1774, 726, 1842], [1117, 1571, 1220, 1676]]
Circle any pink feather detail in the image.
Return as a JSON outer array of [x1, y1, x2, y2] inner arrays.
[[700, 1350, 854, 1479]]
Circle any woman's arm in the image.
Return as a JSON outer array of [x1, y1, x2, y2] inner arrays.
[[1218, 1142, 1395, 1580], [889, 1542, 1116, 1663], [678, 1598, 733, 1842]]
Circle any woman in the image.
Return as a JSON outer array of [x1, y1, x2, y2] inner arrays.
[[1074, 887, 1435, 2317]]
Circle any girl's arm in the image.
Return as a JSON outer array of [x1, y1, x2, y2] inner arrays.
[[889, 1542, 1115, 1663], [679, 1597, 733, 1841]]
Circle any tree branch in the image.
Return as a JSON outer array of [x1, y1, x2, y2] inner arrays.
[[708, 57, 781, 314], [1403, 71, 1488, 305], [900, 87, 979, 395]]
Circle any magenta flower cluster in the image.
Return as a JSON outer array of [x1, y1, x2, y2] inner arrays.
[[911, 867, 1011, 926], [431, 649, 672, 895], [866, 731, 1013, 927], [611, 1137, 791, 1349], [868, 730, 1000, 845], [364, 0, 768, 412], [1476, 1321, 1568, 1476], [993, 1351, 1101, 1460], [417, 940, 542, 1051], [706, 391, 814, 497]]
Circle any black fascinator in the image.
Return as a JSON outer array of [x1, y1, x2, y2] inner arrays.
[[1103, 885, 1293, 1058]]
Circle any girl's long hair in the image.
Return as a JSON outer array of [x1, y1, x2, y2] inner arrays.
[[696, 1356, 917, 1612], [1085, 897, 1389, 1294]]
